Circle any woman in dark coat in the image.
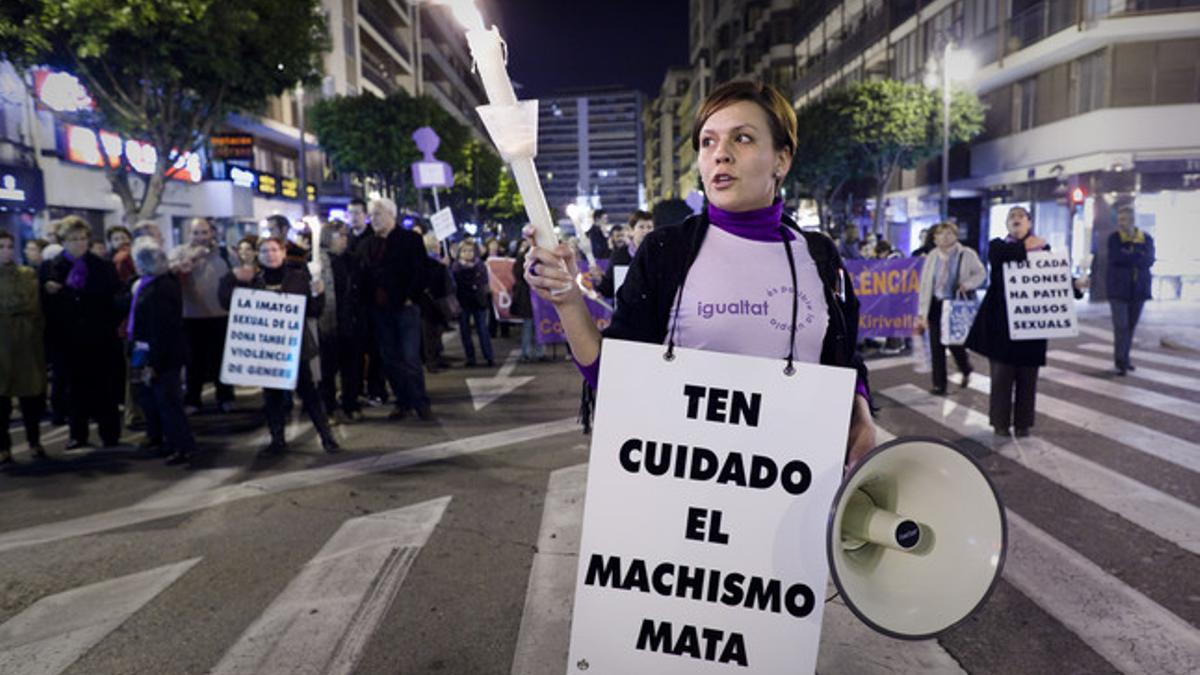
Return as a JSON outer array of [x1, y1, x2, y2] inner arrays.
[[511, 240, 544, 363], [0, 231, 47, 463], [220, 237, 339, 455], [965, 206, 1050, 437], [128, 240, 199, 465], [40, 216, 123, 449], [452, 239, 495, 367]]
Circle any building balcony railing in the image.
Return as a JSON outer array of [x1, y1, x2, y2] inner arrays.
[[1003, 1, 1079, 56], [1124, 0, 1200, 11], [790, 3, 898, 100], [358, 1, 412, 65]]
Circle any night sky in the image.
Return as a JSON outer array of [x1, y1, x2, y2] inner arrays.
[[485, 0, 691, 97]]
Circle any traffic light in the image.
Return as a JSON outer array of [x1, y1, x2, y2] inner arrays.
[[1070, 186, 1085, 207]]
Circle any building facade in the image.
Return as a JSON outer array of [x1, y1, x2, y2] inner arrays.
[[0, 0, 492, 250], [684, 0, 1200, 299], [538, 88, 645, 225], [643, 68, 692, 205]]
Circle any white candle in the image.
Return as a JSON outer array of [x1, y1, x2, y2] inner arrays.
[[304, 215, 323, 277]]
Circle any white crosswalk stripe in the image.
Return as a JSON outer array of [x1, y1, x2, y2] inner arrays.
[[0, 559, 200, 675], [963, 373, 1200, 473], [211, 497, 451, 675], [1078, 342, 1200, 371], [1048, 349, 1200, 390], [882, 384, 1200, 556], [1040, 365, 1200, 422]]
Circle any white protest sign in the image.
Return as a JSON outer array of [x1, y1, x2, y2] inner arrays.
[[567, 339, 855, 674], [430, 206, 457, 242], [1003, 250, 1078, 340], [220, 288, 307, 390]]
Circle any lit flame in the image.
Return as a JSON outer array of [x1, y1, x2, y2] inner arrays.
[[435, 0, 486, 33]]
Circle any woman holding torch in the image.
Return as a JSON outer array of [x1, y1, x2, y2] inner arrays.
[[524, 81, 876, 466]]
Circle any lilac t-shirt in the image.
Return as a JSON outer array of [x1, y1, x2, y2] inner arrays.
[[671, 224, 828, 360]]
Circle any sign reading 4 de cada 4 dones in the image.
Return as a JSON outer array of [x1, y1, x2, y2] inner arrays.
[[567, 339, 855, 674]]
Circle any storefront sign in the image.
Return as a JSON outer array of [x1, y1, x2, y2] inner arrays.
[[306, 183, 317, 201], [1003, 251, 1078, 340], [210, 134, 255, 160], [0, 165, 45, 211], [280, 177, 300, 199], [229, 166, 257, 189], [61, 123, 202, 183], [844, 258, 924, 338], [220, 288, 306, 390], [568, 339, 853, 674], [257, 173, 279, 196]]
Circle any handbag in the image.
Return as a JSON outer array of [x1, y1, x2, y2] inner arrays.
[[941, 295, 980, 346]]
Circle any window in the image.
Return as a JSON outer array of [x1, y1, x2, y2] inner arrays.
[[965, 0, 998, 38], [1014, 77, 1036, 132], [1070, 50, 1107, 114]]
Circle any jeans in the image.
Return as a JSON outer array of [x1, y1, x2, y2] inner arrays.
[[458, 307, 495, 364], [372, 304, 430, 411], [521, 319, 544, 359], [1109, 299, 1145, 370], [136, 368, 195, 454]]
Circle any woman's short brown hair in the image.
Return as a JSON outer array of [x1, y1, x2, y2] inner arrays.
[[56, 215, 92, 241], [691, 80, 797, 155]]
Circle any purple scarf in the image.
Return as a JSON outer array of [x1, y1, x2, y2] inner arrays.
[[62, 250, 88, 290], [126, 275, 155, 337], [706, 199, 794, 242]]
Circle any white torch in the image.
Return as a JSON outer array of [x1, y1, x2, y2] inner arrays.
[[438, 0, 558, 251]]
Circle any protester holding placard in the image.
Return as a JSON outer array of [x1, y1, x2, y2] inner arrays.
[[916, 223, 985, 395], [219, 238, 340, 455], [1106, 205, 1155, 376], [965, 207, 1050, 437], [524, 80, 876, 465]]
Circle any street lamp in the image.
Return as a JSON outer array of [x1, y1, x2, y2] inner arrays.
[[925, 40, 976, 221]]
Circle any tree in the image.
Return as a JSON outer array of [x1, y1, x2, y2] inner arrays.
[[787, 88, 861, 231], [0, 0, 328, 223], [840, 79, 984, 234], [485, 166, 524, 222], [449, 138, 502, 222], [309, 91, 470, 209]]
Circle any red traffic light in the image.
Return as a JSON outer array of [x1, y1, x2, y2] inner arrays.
[[1070, 187, 1085, 204]]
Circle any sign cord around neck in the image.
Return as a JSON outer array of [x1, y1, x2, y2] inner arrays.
[[664, 222, 802, 377]]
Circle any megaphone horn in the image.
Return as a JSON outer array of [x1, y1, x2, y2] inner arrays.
[[826, 436, 1007, 640]]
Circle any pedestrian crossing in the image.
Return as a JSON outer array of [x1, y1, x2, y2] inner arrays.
[[0, 334, 1197, 674]]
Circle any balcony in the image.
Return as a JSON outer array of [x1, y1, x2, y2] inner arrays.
[[358, 0, 412, 65], [790, 3, 899, 100], [1004, 1, 1079, 56]]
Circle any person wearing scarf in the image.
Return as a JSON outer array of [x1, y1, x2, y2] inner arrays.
[[916, 222, 985, 395], [128, 240, 198, 466], [40, 216, 123, 449], [964, 207, 1050, 438], [523, 81, 876, 467], [1106, 205, 1155, 375]]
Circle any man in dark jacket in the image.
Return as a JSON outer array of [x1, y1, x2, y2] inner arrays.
[[1106, 205, 1155, 375], [360, 197, 434, 421], [129, 240, 200, 465], [346, 197, 389, 407], [585, 208, 611, 260]]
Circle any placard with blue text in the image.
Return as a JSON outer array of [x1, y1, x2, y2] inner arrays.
[[220, 288, 306, 390]]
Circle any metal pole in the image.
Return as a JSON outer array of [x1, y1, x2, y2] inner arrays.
[[941, 41, 951, 222], [431, 186, 440, 211], [296, 84, 310, 215]]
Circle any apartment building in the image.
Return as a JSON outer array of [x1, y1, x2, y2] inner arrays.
[[685, 0, 1200, 298], [538, 88, 645, 225], [644, 68, 692, 204]]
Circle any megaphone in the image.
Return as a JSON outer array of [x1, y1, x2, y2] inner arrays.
[[826, 436, 1007, 639]]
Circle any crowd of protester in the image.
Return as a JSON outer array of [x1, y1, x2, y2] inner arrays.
[[0, 197, 539, 467]]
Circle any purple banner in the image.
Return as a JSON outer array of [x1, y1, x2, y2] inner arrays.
[[844, 258, 924, 338], [531, 259, 612, 345]]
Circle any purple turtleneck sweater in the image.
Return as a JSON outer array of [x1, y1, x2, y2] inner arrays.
[[575, 199, 838, 386]]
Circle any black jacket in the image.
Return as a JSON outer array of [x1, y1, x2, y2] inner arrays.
[[606, 212, 869, 390], [596, 245, 633, 300], [966, 237, 1048, 367], [357, 227, 428, 310], [218, 266, 324, 362], [40, 253, 122, 349], [586, 225, 611, 260], [130, 274, 185, 373], [452, 261, 490, 312]]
